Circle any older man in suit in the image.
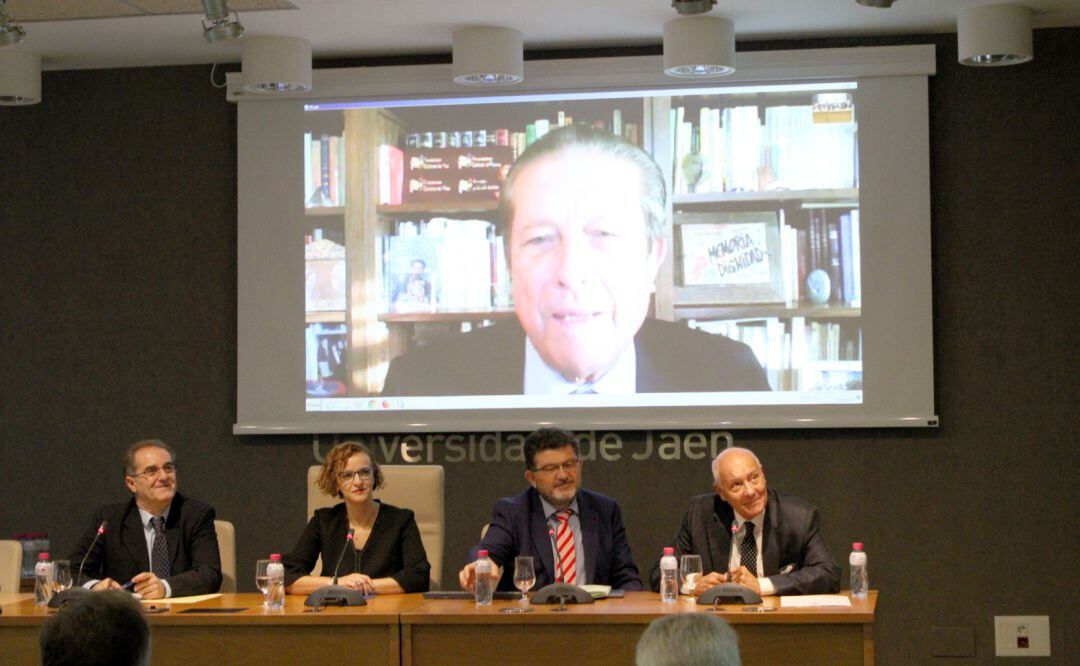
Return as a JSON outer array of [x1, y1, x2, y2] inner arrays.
[[459, 428, 642, 592], [69, 439, 221, 599], [649, 447, 840, 596]]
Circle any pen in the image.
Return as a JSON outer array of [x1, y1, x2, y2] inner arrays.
[[122, 579, 136, 590]]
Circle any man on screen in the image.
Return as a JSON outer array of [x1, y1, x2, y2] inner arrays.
[[69, 439, 222, 599], [458, 428, 642, 592], [648, 447, 840, 596], [381, 123, 769, 396]]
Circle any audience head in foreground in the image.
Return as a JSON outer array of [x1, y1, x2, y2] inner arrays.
[[39, 590, 150, 666], [635, 613, 741, 666]]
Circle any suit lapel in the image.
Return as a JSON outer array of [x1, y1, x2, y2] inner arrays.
[[121, 501, 150, 574], [527, 490, 557, 586], [165, 494, 183, 571], [762, 491, 780, 576], [577, 493, 601, 585], [710, 496, 735, 573]]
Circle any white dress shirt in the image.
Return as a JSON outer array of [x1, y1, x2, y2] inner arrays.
[[523, 337, 637, 394], [727, 510, 776, 597]]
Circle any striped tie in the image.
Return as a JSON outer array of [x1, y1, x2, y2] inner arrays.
[[554, 509, 577, 585]]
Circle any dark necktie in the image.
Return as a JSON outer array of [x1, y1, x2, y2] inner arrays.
[[739, 521, 758, 576], [151, 516, 171, 579]]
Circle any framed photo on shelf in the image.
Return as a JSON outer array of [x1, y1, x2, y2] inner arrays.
[[674, 211, 784, 304]]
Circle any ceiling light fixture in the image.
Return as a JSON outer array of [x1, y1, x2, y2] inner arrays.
[[0, 0, 26, 46], [0, 50, 41, 105], [663, 16, 736, 77], [242, 37, 312, 94], [957, 4, 1033, 66], [855, 0, 897, 8], [202, 0, 244, 44], [452, 26, 523, 85]]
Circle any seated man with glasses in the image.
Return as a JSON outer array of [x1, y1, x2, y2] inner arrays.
[[69, 439, 222, 599], [282, 441, 430, 595], [458, 428, 642, 592]]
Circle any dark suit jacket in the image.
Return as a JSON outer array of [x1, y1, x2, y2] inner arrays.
[[282, 501, 431, 593], [469, 488, 643, 591], [382, 318, 770, 395], [69, 493, 222, 597], [648, 489, 840, 596]]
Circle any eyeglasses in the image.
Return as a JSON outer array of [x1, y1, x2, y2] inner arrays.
[[130, 463, 177, 480], [336, 468, 374, 484], [532, 459, 581, 475]]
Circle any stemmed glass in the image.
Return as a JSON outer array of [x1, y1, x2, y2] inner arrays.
[[52, 560, 73, 596], [680, 554, 703, 596], [503, 556, 535, 613], [255, 559, 272, 606]]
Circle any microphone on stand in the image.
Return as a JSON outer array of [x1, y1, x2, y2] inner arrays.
[[726, 521, 741, 583], [49, 520, 107, 608], [531, 527, 593, 607], [696, 520, 762, 606], [305, 527, 366, 607]]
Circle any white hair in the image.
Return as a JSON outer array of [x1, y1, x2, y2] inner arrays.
[[635, 613, 741, 666], [711, 447, 762, 483]]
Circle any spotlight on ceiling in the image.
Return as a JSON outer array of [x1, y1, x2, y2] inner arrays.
[[242, 37, 312, 94], [855, 0, 897, 7], [0, 0, 26, 46], [202, 0, 244, 44], [0, 50, 41, 106], [957, 4, 1034, 66], [664, 16, 736, 77], [452, 26, 523, 85]]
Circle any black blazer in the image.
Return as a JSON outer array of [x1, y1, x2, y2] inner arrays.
[[648, 489, 841, 595], [469, 488, 643, 591], [382, 318, 770, 396], [69, 493, 222, 597], [282, 501, 431, 593]]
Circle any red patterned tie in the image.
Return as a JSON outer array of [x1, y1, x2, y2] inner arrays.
[[555, 509, 577, 584]]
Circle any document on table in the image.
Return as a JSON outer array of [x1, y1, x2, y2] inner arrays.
[[779, 595, 852, 608], [140, 593, 222, 604]]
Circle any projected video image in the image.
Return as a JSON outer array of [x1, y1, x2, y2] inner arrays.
[[302, 85, 863, 411]]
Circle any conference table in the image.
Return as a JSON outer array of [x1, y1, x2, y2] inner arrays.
[[0, 590, 877, 665]]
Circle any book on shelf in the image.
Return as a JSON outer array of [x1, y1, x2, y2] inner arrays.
[[304, 132, 346, 208], [402, 146, 513, 205], [378, 144, 404, 206]]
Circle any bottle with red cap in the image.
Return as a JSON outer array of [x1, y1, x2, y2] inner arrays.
[[266, 553, 285, 609], [849, 542, 868, 599], [659, 547, 678, 603], [474, 549, 494, 606], [34, 552, 55, 606]]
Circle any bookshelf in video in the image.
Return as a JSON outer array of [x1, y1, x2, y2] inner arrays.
[[659, 88, 862, 393], [302, 86, 861, 398]]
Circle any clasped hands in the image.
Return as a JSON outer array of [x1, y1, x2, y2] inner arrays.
[[336, 573, 376, 595], [691, 566, 760, 596]]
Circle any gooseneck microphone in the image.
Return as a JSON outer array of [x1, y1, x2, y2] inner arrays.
[[530, 526, 594, 608], [304, 526, 366, 607], [331, 528, 355, 585], [726, 521, 741, 582], [48, 520, 108, 608]]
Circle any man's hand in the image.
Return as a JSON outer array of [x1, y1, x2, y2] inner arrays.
[[458, 561, 503, 592], [131, 572, 166, 599], [692, 571, 728, 596], [92, 578, 122, 591], [338, 573, 375, 595], [727, 566, 761, 594]]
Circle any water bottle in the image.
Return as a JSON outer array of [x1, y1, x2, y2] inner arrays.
[[849, 542, 868, 599], [474, 550, 494, 606], [659, 547, 678, 603], [266, 553, 285, 609], [34, 552, 55, 606]]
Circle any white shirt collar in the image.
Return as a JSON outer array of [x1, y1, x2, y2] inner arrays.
[[137, 504, 171, 529], [523, 337, 637, 394], [540, 496, 580, 521]]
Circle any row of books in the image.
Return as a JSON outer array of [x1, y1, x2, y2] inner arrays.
[[691, 316, 862, 391], [304, 132, 346, 209], [381, 217, 510, 311], [671, 104, 857, 196], [778, 208, 862, 306]]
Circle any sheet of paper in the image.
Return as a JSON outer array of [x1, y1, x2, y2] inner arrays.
[[779, 594, 852, 608], [140, 593, 222, 604]]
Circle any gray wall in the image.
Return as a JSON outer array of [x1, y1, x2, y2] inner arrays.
[[1, 30, 1076, 663]]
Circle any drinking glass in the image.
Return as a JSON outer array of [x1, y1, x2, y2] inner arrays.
[[505, 556, 535, 613], [680, 554, 703, 595], [255, 559, 272, 605], [52, 560, 73, 595]]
